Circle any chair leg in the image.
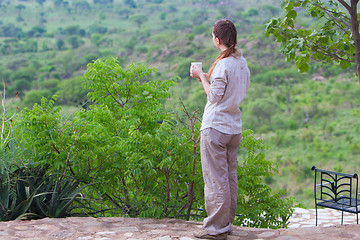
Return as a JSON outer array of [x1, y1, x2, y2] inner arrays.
[[341, 210, 344, 224], [315, 205, 318, 226], [357, 213, 358, 224]]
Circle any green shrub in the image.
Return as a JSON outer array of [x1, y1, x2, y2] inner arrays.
[[22, 90, 52, 109], [55, 77, 89, 105], [135, 46, 148, 54], [192, 25, 208, 34], [350, 142, 360, 155], [334, 163, 343, 173], [301, 128, 314, 143], [235, 130, 295, 229]]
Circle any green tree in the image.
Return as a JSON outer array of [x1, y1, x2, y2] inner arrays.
[[98, 12, 106, 23], [10, 67, 36, 83], [0, 24, 23, 37], [261, 4, 281, 17], [55, 38, 65, 50], [251, 99, 280, 132], [193, 25, 208, 34], [15, 4, 25, 22], [190, 10, 208, 25], [129, 14, 148, 28], [36, 0, 46, 6], [159, 11, 166, 21], [18, 59, 181, 218], [27, 26, 46, 38], [39, 12, 47, 27], [253, 68, 303, 113], [93, 0, 113, 4], [11, 80, 30, 100], [148, 32, 174, 51], [88, 24, 107, 34], [22, 90, 52, 108], [22, 39, 38, 52], [266, 0, 360, 81], [39, 79, 60, 94], [74, 1, 91, 11], [90, 33, 103, 47], [68, 36, 81, 49], [246, 8, 259, 17], [124, 0, 136, 8], [9, 67, 36, 99], [54, 0, 64, 8], [64, 25, 82, 35], [55, 77, 89, 105]]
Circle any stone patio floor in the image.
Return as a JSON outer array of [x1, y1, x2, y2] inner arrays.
[[0, 208, 359, 240]]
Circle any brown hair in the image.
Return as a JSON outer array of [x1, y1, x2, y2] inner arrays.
[[208, 19, 240, 78]]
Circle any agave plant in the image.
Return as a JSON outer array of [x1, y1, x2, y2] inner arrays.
[[33, 174, 88, 218], [0, 166, 40, 221], [0, 164, 89, 221]]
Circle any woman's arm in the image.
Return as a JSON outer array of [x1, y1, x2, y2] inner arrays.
[[199, 73, 210, 96]]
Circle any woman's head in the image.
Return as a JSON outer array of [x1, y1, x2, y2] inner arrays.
[[212, 19, 237, 49], [208, 19, 240, 78]]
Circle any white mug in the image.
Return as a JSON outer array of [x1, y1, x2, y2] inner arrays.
[[191, 62, 202, 69]]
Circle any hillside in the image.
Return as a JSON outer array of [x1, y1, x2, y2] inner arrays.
[[1, 0, 360, 209]]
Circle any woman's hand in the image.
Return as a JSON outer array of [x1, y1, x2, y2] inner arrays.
[[190, 65, 204, 82]]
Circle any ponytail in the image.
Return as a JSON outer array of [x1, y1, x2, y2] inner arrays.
[[208, 46, 240, 78]]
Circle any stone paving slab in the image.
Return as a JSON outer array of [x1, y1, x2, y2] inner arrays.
[[288, 207, 358, 228], [0, 208, 359, 240]]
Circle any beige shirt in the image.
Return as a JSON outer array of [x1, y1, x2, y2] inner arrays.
[[201, 55, 250, 134]]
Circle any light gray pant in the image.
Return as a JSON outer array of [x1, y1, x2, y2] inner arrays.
[[200, 128, 241, 235]]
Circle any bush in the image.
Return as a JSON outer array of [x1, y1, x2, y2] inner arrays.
[[170, 20, 191, 31], [55, 77, 89, 105], [22, 90, 52, 108], [350, 142, 360, 155], [88, 24, 108, 34], [135, 46, 148, 54], [0, 23, 24, 37], [246, 8, 259, 17], [159, 11, 166, 20], [192, 25, 208, 34], [39, 79, 60, 93], [235, 130, 295, 229]]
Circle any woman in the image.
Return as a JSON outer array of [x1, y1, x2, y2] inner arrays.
[[190, 19, 250, 240]]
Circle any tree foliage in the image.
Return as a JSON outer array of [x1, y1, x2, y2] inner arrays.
[[236, 130, 294, 228], [252, 68, 303, 113], [129, 14, 148, 28], [265, 0, 360, 80]]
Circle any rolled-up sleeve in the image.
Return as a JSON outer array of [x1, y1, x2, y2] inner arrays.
[[208, 62, 228, 103]]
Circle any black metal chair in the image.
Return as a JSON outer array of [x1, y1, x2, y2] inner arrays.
[[312, 166, 360, 226]]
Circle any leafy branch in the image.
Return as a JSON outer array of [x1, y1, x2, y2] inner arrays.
[[266, 0, 360, 79]]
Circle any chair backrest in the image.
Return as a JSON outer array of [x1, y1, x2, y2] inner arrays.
[[312, 166, 358, 206]]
